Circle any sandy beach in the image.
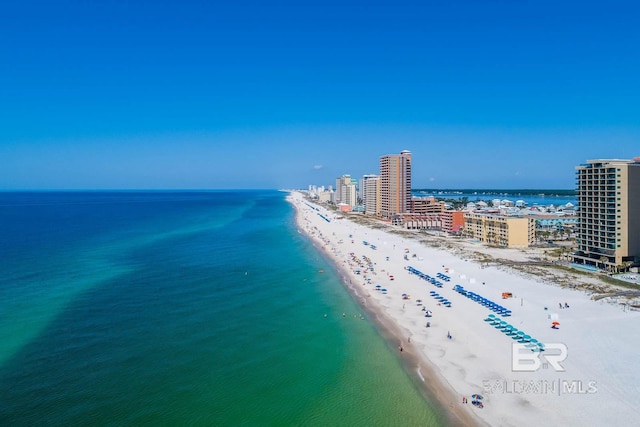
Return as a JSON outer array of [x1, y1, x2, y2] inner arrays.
[[289, 191, 640, 427]]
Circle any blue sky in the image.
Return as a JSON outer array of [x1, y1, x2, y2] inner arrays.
[[1, 0, 638, 190]]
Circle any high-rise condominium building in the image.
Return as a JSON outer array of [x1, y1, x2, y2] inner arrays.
[[360, 174, 378, 205], [335, 174, 358, 207], [364, 175, 380, 216], [379, 150, 412, 219], [574, 158, 640, 269]]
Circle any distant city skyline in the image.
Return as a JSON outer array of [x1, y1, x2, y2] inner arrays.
[[2, 1, 639, 190]]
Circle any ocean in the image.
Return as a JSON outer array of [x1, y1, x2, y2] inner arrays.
[[0, 191, 444, 426]]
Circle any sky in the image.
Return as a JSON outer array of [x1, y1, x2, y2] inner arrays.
[[1, 0, 639, 190]]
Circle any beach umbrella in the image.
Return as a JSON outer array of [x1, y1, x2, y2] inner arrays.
[[471, 394, 483, 401]]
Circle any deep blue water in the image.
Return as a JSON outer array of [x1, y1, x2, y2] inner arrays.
[[0, 191, 443, 426]]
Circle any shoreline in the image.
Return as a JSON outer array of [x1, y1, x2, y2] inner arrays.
[[326, 243, 479, 426], [288, 191, 640, 426], [290, 194, 484, 426]]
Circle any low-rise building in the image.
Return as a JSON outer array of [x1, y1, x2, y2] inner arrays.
[[441, 211, 465, 234], [464, 212, 535, 248], [411, 196, 444, 214], [393, 213, 442, 230]]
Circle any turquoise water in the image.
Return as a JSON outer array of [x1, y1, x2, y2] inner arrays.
[[0, 191, 445, 426]]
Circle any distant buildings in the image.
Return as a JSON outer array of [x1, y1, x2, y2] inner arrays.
[[335, 174, 358, 209], [307, 151, 640, 258], [379, 150, 412, 219], [574, 158, 640, 269]]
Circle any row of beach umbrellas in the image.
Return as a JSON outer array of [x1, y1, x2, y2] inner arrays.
[[485, 314, 545, 351], [436, 272, 451, 282], [429, 290, 452, 307], [406, 266, 444, 288], [454, 285, 511, 317]]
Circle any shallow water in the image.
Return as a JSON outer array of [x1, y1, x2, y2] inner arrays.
[[0, 191, 444, 426]]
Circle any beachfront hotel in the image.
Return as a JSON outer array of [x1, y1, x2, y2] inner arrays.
[[379, 150, 412, 219], [574, 158, 640, 270], [463, 212, 535, 248]]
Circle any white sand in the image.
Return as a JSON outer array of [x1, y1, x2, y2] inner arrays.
[[289, 192, 640, 427]]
